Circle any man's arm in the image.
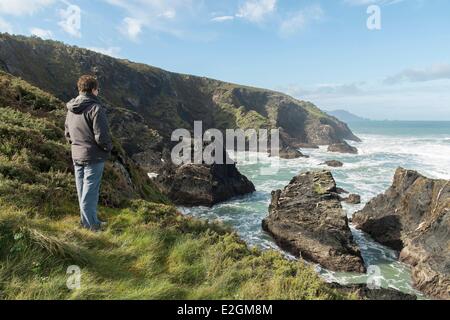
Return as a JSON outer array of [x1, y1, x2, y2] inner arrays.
[[65, 114, 72, 144], [92, 105, 113, 153]]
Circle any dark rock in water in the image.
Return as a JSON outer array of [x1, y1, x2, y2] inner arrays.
[[353, 168, 450, 300], [321, 160, 344, 168], [336, 187, 349, 195], [278, 147, 308, 159], [344, 194, 361, 204], [153, 141, 255, 207], [262, 170, 366, 273], [155, 162, 255, 207], [328, 142, 358, 154], [329, 283, 417, 300]]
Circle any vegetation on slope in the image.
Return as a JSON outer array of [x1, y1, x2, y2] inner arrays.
[[0, 71, 348, 300]]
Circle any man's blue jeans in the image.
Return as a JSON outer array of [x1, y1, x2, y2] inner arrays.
[[74, 161, 105, 230]]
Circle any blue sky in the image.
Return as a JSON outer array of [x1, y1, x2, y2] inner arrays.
[[0, 0, 449, 120]]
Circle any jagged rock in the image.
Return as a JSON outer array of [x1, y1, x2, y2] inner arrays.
[[353, 168, 450, 299], [262, 170, 366, 273], [155, 162, 255, 207], [278, 147, 308, 159], [302, 115, 361, 145], [154, 141, 255, 206], [328, 141, 358, 154], [321, 160, 344, 168], [329, 283, 417, 300], [344, 194, 361, 204]]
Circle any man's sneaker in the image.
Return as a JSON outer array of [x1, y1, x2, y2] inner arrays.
[[92, 221, 107, 232]]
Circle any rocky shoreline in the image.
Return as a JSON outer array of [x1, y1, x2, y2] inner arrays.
[[353, 168, 450, 300], [259, 166, 449, 299]]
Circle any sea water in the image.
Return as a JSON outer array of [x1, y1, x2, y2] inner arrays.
[[180, 121, 450, 297]]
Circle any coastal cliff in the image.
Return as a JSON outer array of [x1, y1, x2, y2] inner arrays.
[[0, 34, 359, 155], [0, 69, 351, 300]]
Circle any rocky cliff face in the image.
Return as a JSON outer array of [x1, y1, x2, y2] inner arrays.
[[262, 170, 366, 273], [353, 168, 450, 299]]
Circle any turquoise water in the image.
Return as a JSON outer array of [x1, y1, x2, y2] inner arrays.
[[180, 121, 450, 297]]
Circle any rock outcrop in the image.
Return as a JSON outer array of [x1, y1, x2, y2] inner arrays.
[[155, 162, 255, 207], [353, 168, 450, 299], [328, 141, 358, 154], [278, 147, 307, 159], [344, 194, 361, 205], [322, 160, 344, 168], [262, 170, 366, 273]]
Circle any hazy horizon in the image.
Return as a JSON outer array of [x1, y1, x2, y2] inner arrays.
[[322, 108, 450, 122]]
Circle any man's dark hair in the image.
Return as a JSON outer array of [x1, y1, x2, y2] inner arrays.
[[77, 75, 99, 93]]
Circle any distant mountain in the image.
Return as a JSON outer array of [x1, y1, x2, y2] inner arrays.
[[328, 110, 370, 123]]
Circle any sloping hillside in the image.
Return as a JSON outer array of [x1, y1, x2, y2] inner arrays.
[[0, 34, 359, 171], [0, 70, 347, 300]]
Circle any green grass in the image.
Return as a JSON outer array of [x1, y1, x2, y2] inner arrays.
[[0, 201, 347, 300], [0, 70, 350, 300]]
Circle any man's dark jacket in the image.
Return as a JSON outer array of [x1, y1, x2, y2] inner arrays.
[[65, 93, 112, 163]]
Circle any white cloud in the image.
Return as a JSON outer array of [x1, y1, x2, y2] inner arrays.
[[384, 64, 450, 84], [236, 0, 277, 23], [211, 15, 235, 23], [58, 3, 81, 37], [158, 10, 176, 19], [0, 17, 12, 33], [0, 0, 55, 16], [88, 46, 121, 58], [119, 17, 143, 41], [279, 5, 323, 37], [30, 27, 53, 39], [105, 0, 197, 40]]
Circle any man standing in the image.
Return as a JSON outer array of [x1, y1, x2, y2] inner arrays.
[[65, 75, 112, 231]]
